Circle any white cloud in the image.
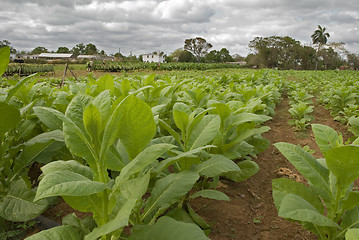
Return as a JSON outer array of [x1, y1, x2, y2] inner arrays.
[[0, 0, 358, 56]]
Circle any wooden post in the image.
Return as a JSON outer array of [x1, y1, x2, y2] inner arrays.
[[60, 63, 78, 88]]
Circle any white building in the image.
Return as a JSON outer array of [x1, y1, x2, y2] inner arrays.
[[38, 53, 74, 60], [142, 53, 164, 63]]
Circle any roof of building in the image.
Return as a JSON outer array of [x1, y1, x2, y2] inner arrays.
[[77, 55, 96, 59], [38, 53, 73, 58]]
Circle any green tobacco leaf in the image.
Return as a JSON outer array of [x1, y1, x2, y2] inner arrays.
[[35, 107, 96, 168], [346, 229, 359, 240], [233, 113, 271, 125], [0, 179, 48, 222], [191, 154, 240, 178], [34, 107, 63, 130], [83, 103, 101, 144], [278, 194, 339, 228], [34, 170, 106, 201], [312, 124, 342, 155], [224, 160, 259, 182], [13, 130, 65, 178], [187, 204, 211, 230], [190, 189, 229, 201], [141, 171, 199, 223], [272, 178, 324, 213], [92, 90, 111, 131], [5, 73, 38, 103], [325, 146, 359, 188], [211, 102, 231, 121], [96, 74, 115, 93], [188, 115, 221, 150], [173, 110, 189, 137], [116, 143, 175, 184], [129, 216, 210, 240], [102, 95, 156, 161], [85, 199, 136, 240], [0, 46, 10, 75], [342, 192, 359, 211], [25, 225, 83, 240], [274, 142, 331, 201], [41, 160, 93, 180], [0, 102, 20, 134]]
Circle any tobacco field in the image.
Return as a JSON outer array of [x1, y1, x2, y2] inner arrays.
[[1, 46, 359, 240]]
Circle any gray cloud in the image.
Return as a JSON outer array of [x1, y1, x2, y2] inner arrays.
[[1, 0, 358, 56]]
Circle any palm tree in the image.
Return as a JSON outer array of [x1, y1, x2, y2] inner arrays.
[[311, 25, 330, 70]]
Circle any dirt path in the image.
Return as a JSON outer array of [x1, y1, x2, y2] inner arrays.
[[190, 95, 352, 240]]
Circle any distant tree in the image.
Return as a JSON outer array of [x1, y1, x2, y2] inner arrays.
[[0, 40, 17, 53], [347, 53, 359, 70], [184, 37, 212, 62], [311, 25, 330, 70], [218, 48, 234, 62], [71, 43, 86, 56], [320, 47, 344, 70], [205, 50, 220, 62], [300, 46, 316, 70], [169, 48, 195, 62], [31, 46, 49, 54], [56, 47, 70, 53], [232, 54, 245, 62], [249, 36, 304, 69], [84, 43, 98, 55]]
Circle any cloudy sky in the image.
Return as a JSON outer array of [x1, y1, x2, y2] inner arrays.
[[1, 0, 359, 56]]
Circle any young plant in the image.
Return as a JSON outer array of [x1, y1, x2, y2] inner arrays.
[[273, 124, 359, 240], [288, 102, 314, 131]]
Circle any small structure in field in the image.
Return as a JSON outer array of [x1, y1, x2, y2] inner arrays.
[[38, 53, 74, 60], [77, 55, 97, 60], [142, 53, 165, 63]]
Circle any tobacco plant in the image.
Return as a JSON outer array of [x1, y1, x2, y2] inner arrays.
[[273, 124, 359, 239]]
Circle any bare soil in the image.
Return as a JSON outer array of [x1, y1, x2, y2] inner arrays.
[[189, 95, 352, 240]]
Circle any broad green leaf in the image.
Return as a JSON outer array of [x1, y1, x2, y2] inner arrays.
[[224, 160, 259, 182], [190, 189, 229, 201], [211, 102, 231, 121], [83, 103, 101, 145], [272, 178, 324, 213], [191, 154, 240, 178], [188, 115, 221, 150], [325, 146, 359, 188], [34, 107, 63, 130], [278, 194, 339, 228], [232, 113, 271, 125], [187, 204, 211, 230], [92, 90, 111, 131], [116, 143, 175, 184], [34, 107, 96, 168], [343, 192, 359, 211], [141, 171, 199, 222], [0, 46, 10, 75], [346, 229, 359, 240], [102, 95, 156, 161], [158, 119, 181, 145], [231, 126, 270, 144], [130, 216, 210, 240], [25, 225, 83, 240], [65, 95, 92, 133], [173, 110, 189, 137], [85, 199, 136, 240], [96, 74, 115, 93], [0, 179, 48, 222], [41, 160, 93, 180], [0, 102, 20, 134], [340, 205, 359, 237], [312, 124, 342, 155], [34, 170, 106, 201], [274, 142, 331, 201], [13, 130, 65, 179], [5, 73, 38, 104]]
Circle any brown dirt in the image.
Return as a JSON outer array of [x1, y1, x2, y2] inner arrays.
[[189, 95, 352, 240]]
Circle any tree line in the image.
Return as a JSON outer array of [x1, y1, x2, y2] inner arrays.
[[1, 25, 358, 69]]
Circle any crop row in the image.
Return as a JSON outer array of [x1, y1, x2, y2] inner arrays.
[[1, 47, 284, 240]]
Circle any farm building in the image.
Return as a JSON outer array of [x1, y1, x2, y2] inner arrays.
[[142, 53, 164, 63], [38, 53, 74, 60], [77, 55, 97, 60]]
